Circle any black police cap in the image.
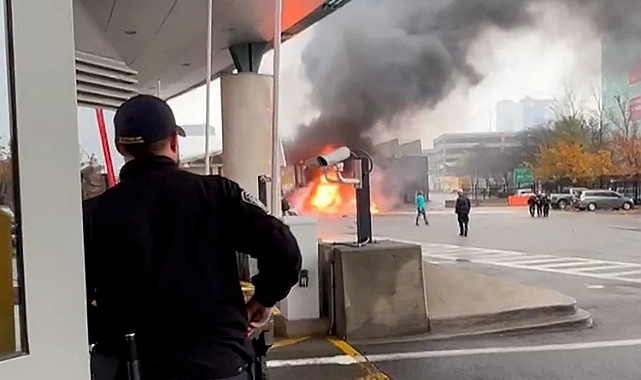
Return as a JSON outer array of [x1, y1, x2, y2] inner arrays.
[[114, 94, 186, 145]]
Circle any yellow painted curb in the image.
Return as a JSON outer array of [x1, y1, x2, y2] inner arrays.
[[327, 337, 392, 380], [271, 336, 310, 350]]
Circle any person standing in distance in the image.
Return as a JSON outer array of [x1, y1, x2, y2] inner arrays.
[[415, 191, 429, 226], [455, 190, 471, 237], [84, 95, 302, 380]]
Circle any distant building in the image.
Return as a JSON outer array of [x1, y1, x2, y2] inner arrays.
[[373, 138, 429, 203], [496, 100, 524, 132], [425, 132, 521, 182], [373, 138, 423, 158], [601, 32, 641, 122], [496, 97, 556, 132]]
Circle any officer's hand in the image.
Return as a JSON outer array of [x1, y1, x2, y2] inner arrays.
[[246, 297, 271, 338]]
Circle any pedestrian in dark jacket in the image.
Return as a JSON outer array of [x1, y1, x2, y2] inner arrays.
[[542, 193, 551, 217], [455, 190, 471, 237], [536, 192, 543, 217], [527, 194, 537, 217]]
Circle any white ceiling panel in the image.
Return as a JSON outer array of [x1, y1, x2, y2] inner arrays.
[[105, 0, 179, 64], [78, 0, 115, 31], [78, 0, 350, 99]]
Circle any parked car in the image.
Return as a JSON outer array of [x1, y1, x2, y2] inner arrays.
[[613, 187, 641, 205], [550, 187, 587, 210], [575, 190, 634, 211], [515, 188, 534, 197]]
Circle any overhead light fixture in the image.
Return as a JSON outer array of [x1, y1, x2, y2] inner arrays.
[[181, 63, 191, 67], [125, 30, 137, 35]]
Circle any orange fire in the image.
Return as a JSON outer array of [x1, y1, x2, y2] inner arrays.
[[303, 174, 379, 215], [290, 145, 380, 215]]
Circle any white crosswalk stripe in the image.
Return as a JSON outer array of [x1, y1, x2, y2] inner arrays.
[[381, 237, 641, 283]]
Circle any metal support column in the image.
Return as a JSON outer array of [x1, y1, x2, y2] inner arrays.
[[204, 0, 214, 175], [354, 154, 373, 244], [270, 0, 283, 216]]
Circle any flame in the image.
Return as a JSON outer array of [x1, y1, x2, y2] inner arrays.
[[304, 174, 379, 215], [289, 145, 380, 215]]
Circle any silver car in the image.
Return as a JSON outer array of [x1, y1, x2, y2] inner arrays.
[[576, 190, 634, 211]]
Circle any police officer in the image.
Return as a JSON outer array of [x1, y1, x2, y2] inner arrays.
[[455, 190, 471, 237], [542, 192, 551, 217], [84, 95, 302, 380], [527, 193, 537, 218], [536, 192, 544, 217]]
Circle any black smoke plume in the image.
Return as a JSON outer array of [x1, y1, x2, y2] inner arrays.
[[286, 0, 641, 162]]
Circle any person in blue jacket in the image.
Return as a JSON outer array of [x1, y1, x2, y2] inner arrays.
[[415, 191, 429, 226]]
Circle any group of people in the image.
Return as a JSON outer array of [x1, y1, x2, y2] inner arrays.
[[415, 190, 471, 237], [528, 192, 551, 218]]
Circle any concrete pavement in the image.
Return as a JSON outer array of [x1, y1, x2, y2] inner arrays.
[[267, 209, 641, 379]]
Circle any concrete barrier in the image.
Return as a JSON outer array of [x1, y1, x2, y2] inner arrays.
[[319, 240, 429, 341], [508, 195, 529, 206]]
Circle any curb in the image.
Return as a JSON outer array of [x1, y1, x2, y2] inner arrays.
[[349, 309, 593, 346]]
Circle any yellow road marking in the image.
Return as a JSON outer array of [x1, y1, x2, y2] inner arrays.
[[271, 336, 310, 350], [327, 337, 392, 380]]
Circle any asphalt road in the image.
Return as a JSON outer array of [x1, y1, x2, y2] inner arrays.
[[315, 207, 641, 380]]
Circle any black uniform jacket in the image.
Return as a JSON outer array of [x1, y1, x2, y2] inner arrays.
[[82, 156, 302, 378]]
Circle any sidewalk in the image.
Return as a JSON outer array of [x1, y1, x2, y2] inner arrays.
[[379, 208, 521, 216]]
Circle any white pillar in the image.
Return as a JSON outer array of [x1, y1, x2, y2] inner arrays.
[[221, 73, 273, 202]]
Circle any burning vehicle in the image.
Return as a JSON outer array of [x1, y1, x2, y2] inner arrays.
[[286, 146, 380, 216], [285, 144, 429, 216]]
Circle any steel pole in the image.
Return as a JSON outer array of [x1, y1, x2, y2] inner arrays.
[[204, 0, 213, 175], [95, 108, 116, 187], [270, 0, 283, 215], [157, 78, 161, 98]]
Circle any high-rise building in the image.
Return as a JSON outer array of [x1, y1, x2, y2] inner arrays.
[[496, 97, 556, 132], [601, 33, 641, 122], [496, 100, 524, 132]]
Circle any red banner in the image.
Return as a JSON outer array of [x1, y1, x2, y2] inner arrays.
[[629, 58, 641, 85], [629, 96, 641, 121]]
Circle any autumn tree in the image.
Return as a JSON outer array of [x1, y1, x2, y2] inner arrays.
[[532, 141, 613, 184], [605, 94, 641, 177], [526, 87, 614, 185]]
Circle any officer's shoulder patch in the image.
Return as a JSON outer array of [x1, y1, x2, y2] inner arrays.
[[241, 190, 271, 214]]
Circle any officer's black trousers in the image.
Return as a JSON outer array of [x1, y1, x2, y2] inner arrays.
[[457, 214, 469, 236]]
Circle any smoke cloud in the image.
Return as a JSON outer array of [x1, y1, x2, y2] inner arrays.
[[286, 0, 641, 161]]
